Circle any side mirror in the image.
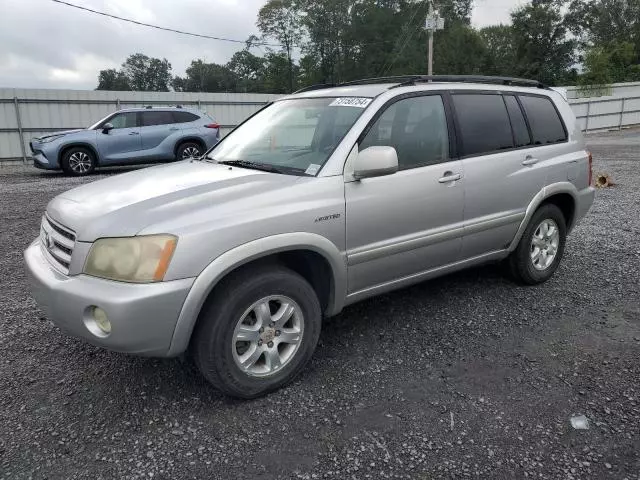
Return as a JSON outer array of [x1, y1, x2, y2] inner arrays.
[[102, 123, 114, 134], [353, 146, 399, 180]]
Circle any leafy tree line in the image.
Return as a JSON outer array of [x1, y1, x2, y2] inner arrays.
[[97, 0, 640, 93]]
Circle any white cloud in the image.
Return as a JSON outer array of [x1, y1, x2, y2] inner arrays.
[[0, 0, 523, 90], [472, 0, 528, 27]]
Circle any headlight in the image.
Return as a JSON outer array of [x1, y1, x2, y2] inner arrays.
[[83, 235, 177, 283], [39, 135, 65, 143]]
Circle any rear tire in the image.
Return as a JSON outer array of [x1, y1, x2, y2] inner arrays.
[[191, 266, 322, 399], [176, 142, 203, 161], [61, 147, 96, 176], [508, 203, 567, 285]]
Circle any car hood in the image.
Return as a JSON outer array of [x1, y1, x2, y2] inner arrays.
[[34, 129, 85, 141], [46, 160, 302, 241]]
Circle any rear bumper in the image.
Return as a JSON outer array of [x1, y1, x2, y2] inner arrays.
[[25, 239, 195, 356], [572, 186, 595, 230]]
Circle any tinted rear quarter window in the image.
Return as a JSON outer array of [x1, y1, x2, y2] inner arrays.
[[518, 95, 567, 145], [172, 111, 199, 123], [141, 111, 174, 127], [452, 94, 513, 156], [504, 95, 532, 148]]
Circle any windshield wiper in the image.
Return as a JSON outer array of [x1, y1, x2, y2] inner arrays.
[[217, 160, 310, 176]]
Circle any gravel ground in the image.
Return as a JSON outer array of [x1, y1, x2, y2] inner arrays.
[[1, 131, 639, 480]]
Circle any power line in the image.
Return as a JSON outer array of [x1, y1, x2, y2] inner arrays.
[[381, 1, 429, 76], [51, 0, 455, 56], [377, 1, 422, 76], [50, 0, 284, 48]]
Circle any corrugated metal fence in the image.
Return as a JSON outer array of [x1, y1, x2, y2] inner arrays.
[[2, 85, 640, 164], [571, 95, 640, 132], [0, 89, 280, 163]]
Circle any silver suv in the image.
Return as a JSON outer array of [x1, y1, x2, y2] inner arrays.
[[25, 76, 595, 398]]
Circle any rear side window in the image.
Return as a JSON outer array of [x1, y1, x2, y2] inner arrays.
[[504, 95, 532, 147], [172, 111, 199, 123], [141, 111, 174, 127], [518, 95, 567, 144], [452, 94, 513, 156]]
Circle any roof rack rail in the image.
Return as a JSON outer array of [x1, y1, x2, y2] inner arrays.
[[341, 75, 426, 86], [292, 75, 547, 96], [293, 83, 336, 94], [391, 75, 548, 89]]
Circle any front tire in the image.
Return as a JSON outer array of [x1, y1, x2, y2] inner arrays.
[[508, 203, 567, 285], [191, 266, 322, 399], [176, 142, 203, 161], [61, 147, 96, 176]]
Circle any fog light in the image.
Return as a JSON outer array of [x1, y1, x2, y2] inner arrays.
[[93, 307, 111, 334], [83, 306, 111, 338]]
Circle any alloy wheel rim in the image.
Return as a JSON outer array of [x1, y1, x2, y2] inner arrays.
[[68, 152, 92, 173], [182, 146, 201, 159], [231, 295, 304, 378], [530, 218, 560, 271]]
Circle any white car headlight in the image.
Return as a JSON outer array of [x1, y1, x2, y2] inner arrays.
[[39, 134, 65, 143], [84, 235, 177, 283]]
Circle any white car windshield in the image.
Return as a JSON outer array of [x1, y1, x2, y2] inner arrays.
[[205, 97, 371, 175]]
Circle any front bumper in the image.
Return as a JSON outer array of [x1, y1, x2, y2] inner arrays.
[[31, 149, 57, 170], [24, 239, 195, 356]]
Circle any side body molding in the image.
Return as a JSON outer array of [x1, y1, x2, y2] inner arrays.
[[167, 232, 347, 356], [507, 181, 580, 252]]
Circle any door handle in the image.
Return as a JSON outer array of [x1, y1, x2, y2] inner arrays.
[[128, 131, 140, 136], [438, 172, 462, 183], [169, 127, 180, 131], [522, 155, 539, 166]]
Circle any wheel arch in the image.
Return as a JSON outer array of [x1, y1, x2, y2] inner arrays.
[[508, 182, 579, 252], [540, 193, 575, 230], [167, 233, 347, 357], [58, 142, 100, 167]]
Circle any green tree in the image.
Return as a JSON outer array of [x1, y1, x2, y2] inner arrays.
[[97, 54, 172, 91], [568, 0, 640, 52], [300, 0, 354, 84], [96, 68, 130, 90], [568, 0, 640, 86], [227, 50, 267, 92], [510, 1, 576, 85], [257, 0, 304, 92], [121, 54, 172, 91], [579, 41, 640, 91], [439, 0, 474, 24], [262, 52, 298, 93], [433, 22, 487, 75], [479, 25, 517, 76], [172, 60, 237, 92]]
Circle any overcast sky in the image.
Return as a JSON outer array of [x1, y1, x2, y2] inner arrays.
[[0, 0, 527, 90]]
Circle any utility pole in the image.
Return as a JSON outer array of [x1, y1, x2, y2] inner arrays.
[[425, 2, 444, 75], [428, 1, 434, 76]]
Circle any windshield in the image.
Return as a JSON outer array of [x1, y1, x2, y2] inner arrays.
[[205, 97, 371, 175]]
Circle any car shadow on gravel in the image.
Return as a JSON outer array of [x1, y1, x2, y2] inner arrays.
[[62, 262, 511, 405]]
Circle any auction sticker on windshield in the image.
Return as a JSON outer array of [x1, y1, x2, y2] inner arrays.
[[304, 164, 321, 176], [329, 97, 372, 108]]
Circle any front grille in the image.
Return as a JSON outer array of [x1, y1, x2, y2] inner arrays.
[[48, 219, 75, 241], [40, 215, 76, 274]]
